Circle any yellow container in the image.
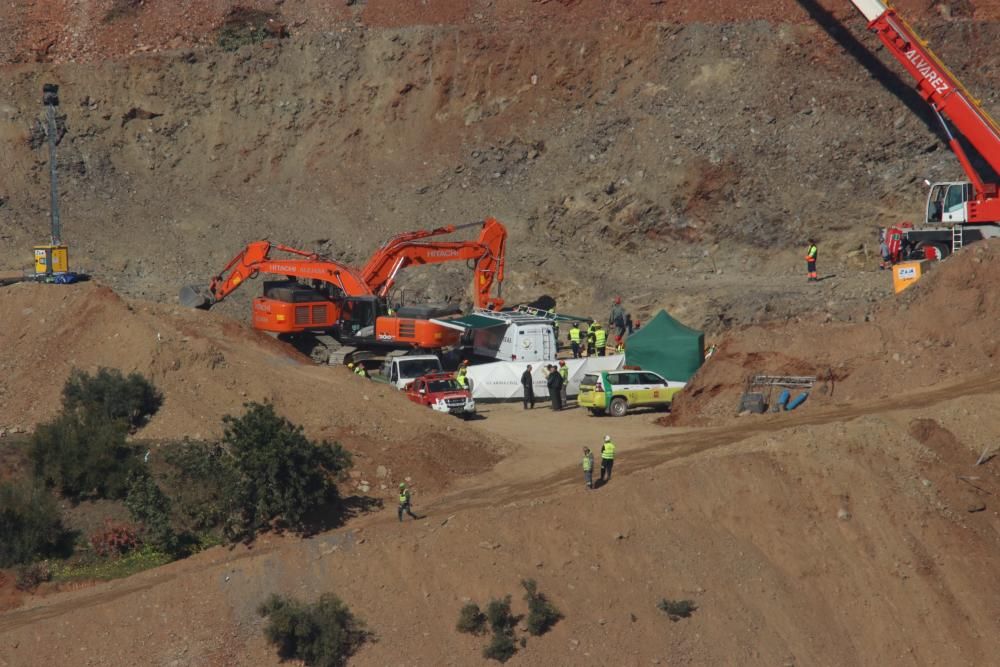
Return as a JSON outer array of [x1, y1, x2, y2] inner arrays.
[[33, 245, 69, 273], [892, 260, 922, 294]]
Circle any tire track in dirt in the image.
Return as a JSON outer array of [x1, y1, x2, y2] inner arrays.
[[423, 371, 1000, 514], [2, 371, 998, 633]]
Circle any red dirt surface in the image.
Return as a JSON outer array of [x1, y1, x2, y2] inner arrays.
[[671, 239, 1000, 424], [0, 281, 503, 496]]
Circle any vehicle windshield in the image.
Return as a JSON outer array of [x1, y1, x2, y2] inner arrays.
[[398, 358, 442, 378], [427, 379, 461, 393]]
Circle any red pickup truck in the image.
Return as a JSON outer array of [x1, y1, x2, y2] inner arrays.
[[404, 372, 476, 419]]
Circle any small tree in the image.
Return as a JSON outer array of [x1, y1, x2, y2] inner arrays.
[[125, 470, 178, 553], [30, 412, 138, 501], [258, 593, 368, 667], [62, 367, 162, 431], [522, 579, 562, 636], [223, 402, 352, 541], [0, 480, 65, 567]]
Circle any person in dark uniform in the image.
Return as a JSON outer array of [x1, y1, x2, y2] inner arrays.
[[521, 365, 535, 409], [547, 364, 563, 410]]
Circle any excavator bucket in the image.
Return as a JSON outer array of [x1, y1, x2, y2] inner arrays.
[[179, 285, 214, 309]]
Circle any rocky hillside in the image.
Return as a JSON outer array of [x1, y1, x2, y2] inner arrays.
[[2, 2, 998, 333]]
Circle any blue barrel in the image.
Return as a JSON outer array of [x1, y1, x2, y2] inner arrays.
[[786, 391, 809, 411], [777, 389, 791, 409]]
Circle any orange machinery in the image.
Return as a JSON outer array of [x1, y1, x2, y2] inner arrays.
[[180, 218, 507, 356]]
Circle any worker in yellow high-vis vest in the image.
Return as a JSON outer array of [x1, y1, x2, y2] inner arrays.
[[558, 360, 569, 406], [806, 239, 818, 282], [599, 435, 616, 484], [582, 447, 594, 490], [568, 322, 583, 359], [398, 482, 418, 522], [594, 324, 608, 357]]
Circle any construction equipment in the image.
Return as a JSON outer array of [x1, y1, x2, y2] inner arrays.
[[840, 0, 1000, 258], [361, 217, 507, 311], [180, 219, 507, 364]]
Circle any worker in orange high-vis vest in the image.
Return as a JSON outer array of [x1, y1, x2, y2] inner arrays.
[[805, 239, 818, 282]]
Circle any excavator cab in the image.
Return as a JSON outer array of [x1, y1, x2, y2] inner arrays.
[[336, 296, 383, 340], [925, 182, 971, 225]]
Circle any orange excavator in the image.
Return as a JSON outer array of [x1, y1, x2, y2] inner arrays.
[[361, 217, 506, 310], [180, 218, 507, 363]]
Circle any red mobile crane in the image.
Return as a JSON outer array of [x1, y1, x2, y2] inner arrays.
[[846, 0, 1000, 258], [180, 219, 507, 363]]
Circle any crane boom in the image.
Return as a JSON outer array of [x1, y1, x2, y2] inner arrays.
[[848, 0, 1000, 221]]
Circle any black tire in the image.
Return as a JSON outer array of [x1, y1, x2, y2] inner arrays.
[[917, 241, 949, 261], [588, 408, 603, 416], [609, 397, 628, 417]]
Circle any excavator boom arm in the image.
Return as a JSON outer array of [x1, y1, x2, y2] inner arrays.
[[203, 241, 373, 304], [360, 218, 507, 309]]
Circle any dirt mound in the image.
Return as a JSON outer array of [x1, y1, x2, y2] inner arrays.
[[3, 387, 1000, 665], [672, 240, 1000, 424], [0, 281, 502, 493]]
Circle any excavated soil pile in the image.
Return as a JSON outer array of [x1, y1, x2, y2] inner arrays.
[[0, 281, 502, 492], [672, 240, 1000, 424]]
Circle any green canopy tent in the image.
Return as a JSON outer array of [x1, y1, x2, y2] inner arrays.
[[624, 310, 704, 382]]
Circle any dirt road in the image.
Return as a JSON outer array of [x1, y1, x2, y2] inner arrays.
[[5, 369, 999, 643]]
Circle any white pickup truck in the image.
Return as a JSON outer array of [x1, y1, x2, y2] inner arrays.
[[378, 355, 444, 390]]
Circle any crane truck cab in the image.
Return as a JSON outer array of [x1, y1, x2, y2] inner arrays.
[[926, 182, 973, 225]]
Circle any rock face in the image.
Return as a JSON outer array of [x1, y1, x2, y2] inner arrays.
[[2, 6, 996, 334]]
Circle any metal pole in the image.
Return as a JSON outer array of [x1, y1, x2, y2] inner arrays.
[[43, 84, 61, 248], [40, 84, 61, 276]]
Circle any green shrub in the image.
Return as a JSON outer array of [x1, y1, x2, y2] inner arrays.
[[485, 595, 516, 635], [125, 471, 178, 554], [103, 0, 141, 23], [30, 411, 139, 501], [15, 560, 53, 591], [217, 8, 283, 52], [483, 595, 518, 662], [62, 367, 162, 431], [522, 579, 562, 636], [258, 593, 368, 667], [0, 480, 65, 567], [223, 402, 352, 541], [161, 440, 237, 535], [456, 602, 487, 635], [482, 630, 517, 663], [657, 598, 697, 621]]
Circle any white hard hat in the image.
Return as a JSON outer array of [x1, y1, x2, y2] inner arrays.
[[604, 435, 611, 442]]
